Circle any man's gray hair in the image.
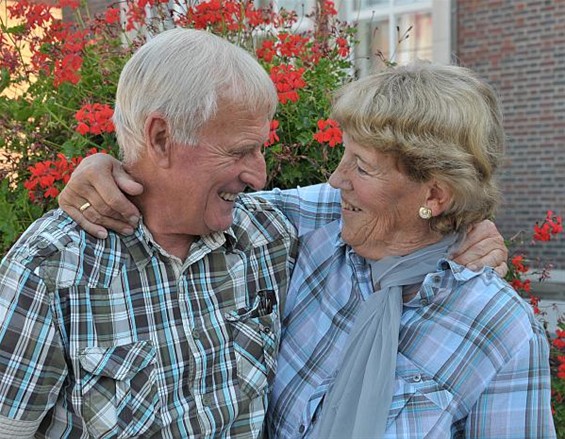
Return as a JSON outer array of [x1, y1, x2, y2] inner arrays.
[[113, 28, 278, 164]]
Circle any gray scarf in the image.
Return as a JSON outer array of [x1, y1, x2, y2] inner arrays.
[[314, 235, 458, 439]]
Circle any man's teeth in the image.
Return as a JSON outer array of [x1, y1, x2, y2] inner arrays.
[[220, 192, 237, 202], [342, 200, 361, 212]]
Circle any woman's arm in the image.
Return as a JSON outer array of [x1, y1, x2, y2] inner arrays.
[[58, 155, 508, 275]]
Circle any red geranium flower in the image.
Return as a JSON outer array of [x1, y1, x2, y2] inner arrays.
[[269, 64, 306, 104], [265, 120, 280, 147], [74, 103, 115, 135], [313, 118, 342, 147], [511, 254, 528, 273]]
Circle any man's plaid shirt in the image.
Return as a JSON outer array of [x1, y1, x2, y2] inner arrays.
[[0, 193, 298, 438]]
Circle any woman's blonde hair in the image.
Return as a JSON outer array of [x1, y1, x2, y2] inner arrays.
[[332, 62, 504, 233]]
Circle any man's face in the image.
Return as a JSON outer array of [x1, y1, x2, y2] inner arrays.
[[166, 100, 270, 237]]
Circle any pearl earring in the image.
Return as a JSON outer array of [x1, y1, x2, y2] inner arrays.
[[419, 206, 432, 219]]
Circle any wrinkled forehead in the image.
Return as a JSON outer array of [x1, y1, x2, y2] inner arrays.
[[219, 79, 277, 121], [197, 100, 271, 143]]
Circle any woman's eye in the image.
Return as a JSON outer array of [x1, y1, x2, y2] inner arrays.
[[356, 165, 369, 175]]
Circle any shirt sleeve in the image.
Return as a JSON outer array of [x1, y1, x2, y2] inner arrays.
[[0, 257, 68, 428], [464, 327, 556, 438], [253, 184, 342, 236]]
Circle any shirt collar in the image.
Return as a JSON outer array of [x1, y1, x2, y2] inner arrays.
[[405, 258, 486, 307], [122, 220, 237, 270], [438, 258, 486, 282]]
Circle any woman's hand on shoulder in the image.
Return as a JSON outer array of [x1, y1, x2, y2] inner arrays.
[[58, 153, 144, 239]]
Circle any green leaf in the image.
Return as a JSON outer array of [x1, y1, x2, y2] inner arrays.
[[4, 24, 26, 36], [0, 69, 11, 93]]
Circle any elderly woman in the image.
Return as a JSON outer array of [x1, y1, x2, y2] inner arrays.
[[267, 63, 555, 438]]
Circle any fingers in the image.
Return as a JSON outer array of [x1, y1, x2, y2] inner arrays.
[[452, 220, 502, 256], [451, 219, 509, 273], [114, 164, 144, 198], [78, 155, 141, 221], [79, 188, 137, 236], [84, 181, 139, 226], [464, 247, 507, 270], [60, 184, 136, 237], [452, 236, 502, 265], [494, 261, 509, 278], [62, 198, 111, 239]]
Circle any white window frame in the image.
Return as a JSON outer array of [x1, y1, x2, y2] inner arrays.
[[342, 0, 452, 68]]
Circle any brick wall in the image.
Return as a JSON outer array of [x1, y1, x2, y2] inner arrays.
[[456, 0, 565, 268]]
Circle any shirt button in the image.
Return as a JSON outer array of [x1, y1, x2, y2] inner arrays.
[[412, 374, 422, 383], [192, 329, 200, 339], [202, 394, 211, 406], [420, 298, 429, 306], [432, 275, 441, 283], [263, 326, 271, 334], [298, 424, 306, 433]]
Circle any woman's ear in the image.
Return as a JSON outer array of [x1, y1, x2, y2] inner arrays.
[[425, 179, 453, 217], [144, 114, 172, 168]]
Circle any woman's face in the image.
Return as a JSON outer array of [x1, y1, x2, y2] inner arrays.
[[328, 134, 441, 259]]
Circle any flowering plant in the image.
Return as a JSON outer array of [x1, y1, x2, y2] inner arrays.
[[505, 210, 564, 434]]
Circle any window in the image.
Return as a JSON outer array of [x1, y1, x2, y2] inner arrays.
[[349, 0, 451, 76]]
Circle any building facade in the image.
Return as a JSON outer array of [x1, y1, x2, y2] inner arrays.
[[455, 0, 565, 283]]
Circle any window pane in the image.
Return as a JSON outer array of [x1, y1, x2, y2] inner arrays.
[[272, 0, 313, 12], [372, 20, 391, 65], [355, 19, 390, 76], [365, 0, 389, 6], [365, 0, 429, 7], [396, 0, 429, 5], [354, 21, 371, 76], [395, 12, 432, 64]]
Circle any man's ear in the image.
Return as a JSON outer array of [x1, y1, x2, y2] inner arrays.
[[144, 114, 172, 168], [425, 179, 453, 217]]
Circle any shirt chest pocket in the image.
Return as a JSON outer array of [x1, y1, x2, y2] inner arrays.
[[386, 354, 454, 435], [225, 289, 280, 400], [78, 340, 162, 439]]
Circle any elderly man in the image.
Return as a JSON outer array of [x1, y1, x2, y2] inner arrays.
[[0, 28, 298, 438], [1, 29, 507, 439]]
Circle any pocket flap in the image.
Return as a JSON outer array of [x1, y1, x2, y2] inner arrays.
[[388, 352, 454, 425], [79, 340, 155, 381]]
